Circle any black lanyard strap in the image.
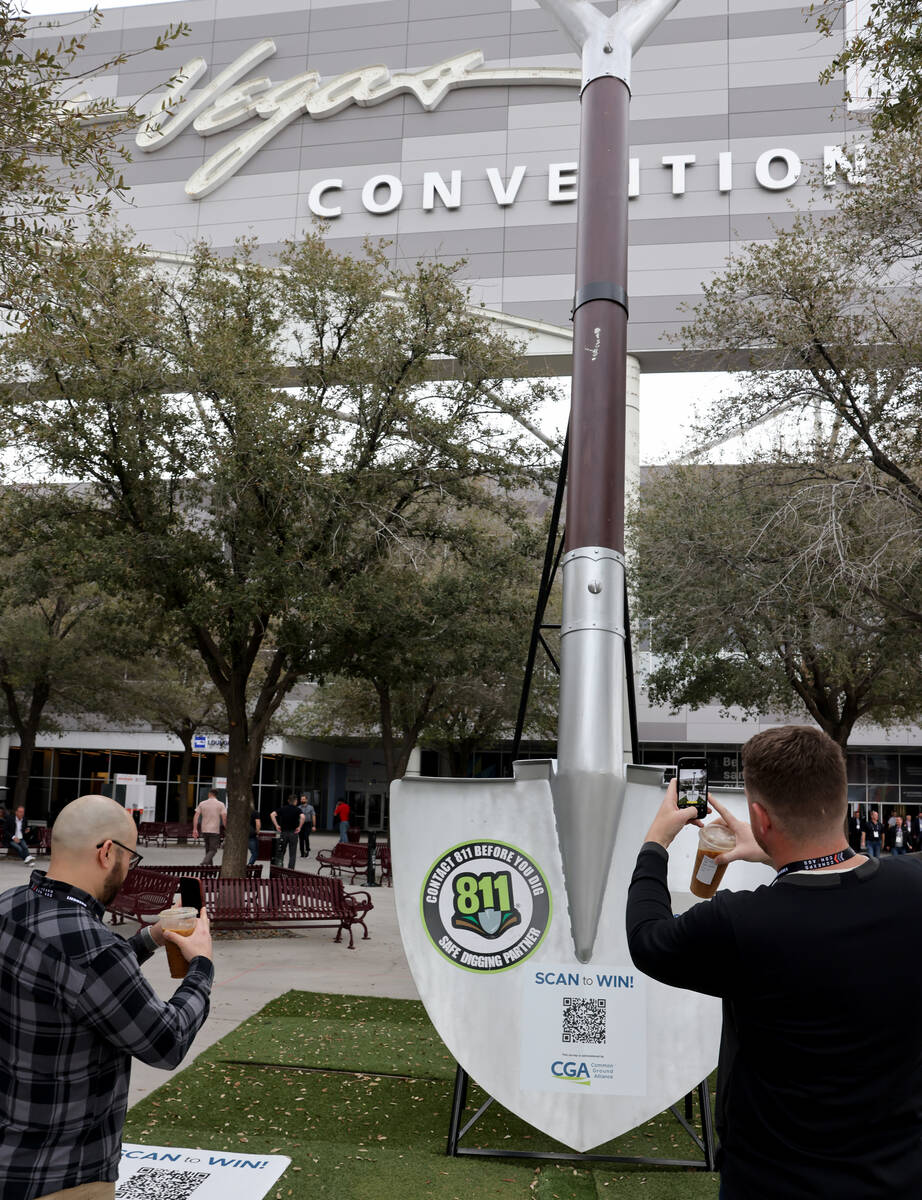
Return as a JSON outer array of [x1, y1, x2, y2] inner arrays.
[[774, 847, 856, 882]]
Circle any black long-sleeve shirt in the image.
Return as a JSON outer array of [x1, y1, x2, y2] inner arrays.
[[627, 843, 922, 1199]]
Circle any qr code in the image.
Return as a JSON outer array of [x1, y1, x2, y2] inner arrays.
[[116, 1167, 210, 1199], [561, 996, 607, 1044]]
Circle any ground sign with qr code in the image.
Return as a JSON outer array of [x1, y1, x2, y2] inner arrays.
[[117, 1144, 290, 1199]]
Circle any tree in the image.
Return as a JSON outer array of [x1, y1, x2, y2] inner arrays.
[[0, 490, 151, 810], [118, 638, 225, 822], [0, 3, 185, 295], [678, 128, 922, 609], [629, 463, 922, 746], [306, 520, 558, 783], [0, 226, 556, 873], [815, 0, 922, 131]]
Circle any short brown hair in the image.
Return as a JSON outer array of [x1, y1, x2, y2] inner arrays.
[[741, 725, 846, 835]]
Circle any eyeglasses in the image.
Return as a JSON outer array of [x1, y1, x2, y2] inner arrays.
[[97, 838, 143, 870]]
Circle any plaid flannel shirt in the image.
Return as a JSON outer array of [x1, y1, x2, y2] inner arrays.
[[0, 870, 213, 1200]]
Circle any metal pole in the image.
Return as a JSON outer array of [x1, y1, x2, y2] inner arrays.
[[539, 0, 681, 963]]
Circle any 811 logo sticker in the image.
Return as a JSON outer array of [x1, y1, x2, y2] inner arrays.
[[421, 840, 552, 972]]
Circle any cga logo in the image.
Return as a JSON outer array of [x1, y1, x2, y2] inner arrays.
[[552, 1060, 591, 1085]]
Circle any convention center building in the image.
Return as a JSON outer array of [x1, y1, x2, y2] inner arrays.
[[9, 0, 916, 832]]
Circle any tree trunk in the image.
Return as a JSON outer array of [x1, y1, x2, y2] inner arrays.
[[176, 721, 195, 823], [221, 717, 263, 878], [6, 679, 51, 814], [12, 734, 34, 813]]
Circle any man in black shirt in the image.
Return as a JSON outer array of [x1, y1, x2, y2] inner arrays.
[[627, 725, 922, 1200], [270, 796, 304, 869], [847, 805, 865, 852]]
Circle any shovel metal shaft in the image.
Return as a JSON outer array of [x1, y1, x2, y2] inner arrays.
[[555, 73, 631, 963], [566, 74, 630, 557]]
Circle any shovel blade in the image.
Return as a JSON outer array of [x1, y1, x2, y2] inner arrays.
[[392, 766, 771, 1152]]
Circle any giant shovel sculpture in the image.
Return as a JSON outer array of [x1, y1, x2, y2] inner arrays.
[[391, 0, 773, 1153]]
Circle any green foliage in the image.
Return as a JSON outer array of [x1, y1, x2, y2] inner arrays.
[[0, 488, 153, 807], [678, 129, 922, 643], [0, 3, 185, 294], [815, 0, 922, 130], [306, 517, 558, 781], [1, 225, 557, 869], [629, 463, 922, 746]]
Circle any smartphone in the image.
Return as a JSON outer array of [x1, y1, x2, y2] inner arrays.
[[676, 758, 709, 819], [179, 876, 205, 912]]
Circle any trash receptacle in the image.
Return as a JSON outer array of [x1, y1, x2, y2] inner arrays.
[[347, 825, 361, 843], [257, 831, 277, 862]]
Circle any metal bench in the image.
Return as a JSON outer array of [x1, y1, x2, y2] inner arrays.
[[377, 843, 392, 887], [107, 868, 178, 926], [162, 822, 202, 845], [316, 842, 368, 883], [267, 867, 373, 947], [137, 821, 166, 847], [106, 866, 372, 948]]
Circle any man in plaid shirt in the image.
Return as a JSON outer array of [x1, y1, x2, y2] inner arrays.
[[0, 795, 214, 1200]]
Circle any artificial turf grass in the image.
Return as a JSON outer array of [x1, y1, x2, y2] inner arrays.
[[124, 990, 720, 1199]]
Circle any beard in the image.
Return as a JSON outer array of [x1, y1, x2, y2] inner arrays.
[[100, 863, 126, 907]]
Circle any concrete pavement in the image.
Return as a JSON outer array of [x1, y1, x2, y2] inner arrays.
[[1, 833, 419, 1108]]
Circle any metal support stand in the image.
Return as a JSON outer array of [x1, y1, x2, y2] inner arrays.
[[446, 1063, 717, 1171]]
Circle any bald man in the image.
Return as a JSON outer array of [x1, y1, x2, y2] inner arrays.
[[0, 795, 214, 1200]]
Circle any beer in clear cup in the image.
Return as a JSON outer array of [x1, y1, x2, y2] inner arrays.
[[158, 906, 199, 978], [690, 823, 736, 899]]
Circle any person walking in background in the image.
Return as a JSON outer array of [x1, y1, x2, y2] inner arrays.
[[3, 805, 35, 865], [886, 815, 909, 855], [334, 797, 350, 843], [270, 795, 304, 869], [847, 806, 865, 853], [247, 806, 261, 866], [864, 808, 884, 858], [298, 792, 316, 859], [912, 811, 922, 848], [192, 789, 226, 868]]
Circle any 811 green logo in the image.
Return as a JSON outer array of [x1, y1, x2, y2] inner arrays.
[[421, 840, 552, 972]]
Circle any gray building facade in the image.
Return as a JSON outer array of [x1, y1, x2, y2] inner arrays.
[[42, 0, 863, 366]]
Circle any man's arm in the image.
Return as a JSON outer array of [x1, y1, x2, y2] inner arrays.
[[74, 936, 213, 1070], [627, 843, 739, 997], [270, 809, 280, 831], [626, 781, 742, 997]]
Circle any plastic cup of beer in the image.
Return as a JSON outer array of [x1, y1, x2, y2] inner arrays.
[[158, 906, 199, 978], [690, 823, 737, 899]]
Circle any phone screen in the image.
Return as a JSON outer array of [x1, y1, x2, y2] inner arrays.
[[676, 760, 708, 816], [178, 876, 205, 911]]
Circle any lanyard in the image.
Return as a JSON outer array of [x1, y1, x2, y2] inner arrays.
[[774, 847, 856, 882]]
